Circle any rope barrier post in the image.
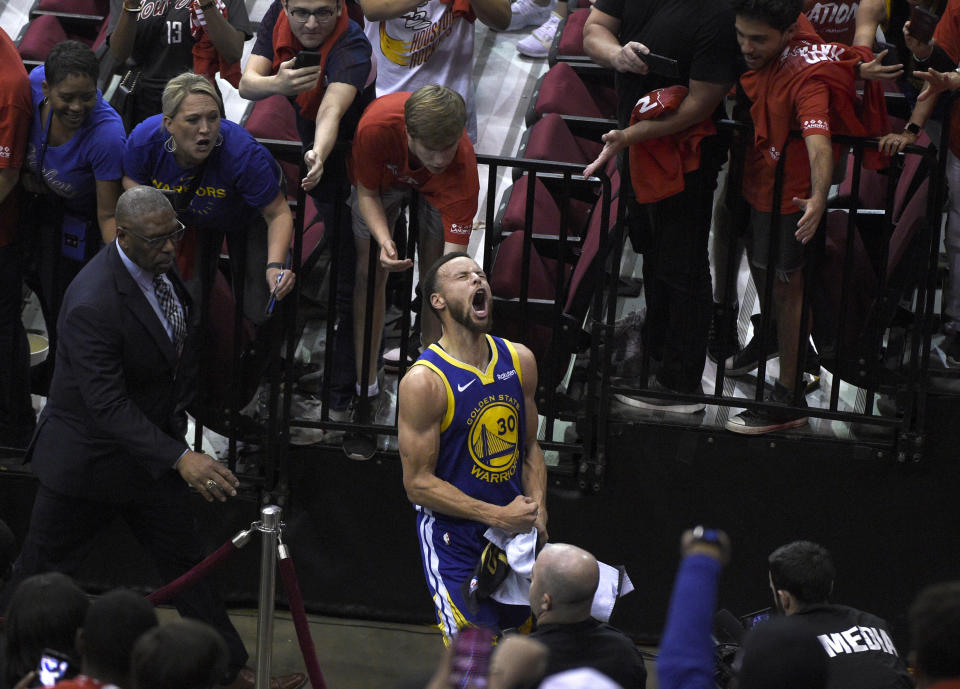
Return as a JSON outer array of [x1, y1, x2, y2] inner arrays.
[[255, 505, 282, 689]]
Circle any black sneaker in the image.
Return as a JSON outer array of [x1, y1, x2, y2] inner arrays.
[[342, 391, 385, 461], [724, 314, 778, 376], [614, 378, 706, 414], [708, 302, 740, 363], [725, 382, 808, 435]]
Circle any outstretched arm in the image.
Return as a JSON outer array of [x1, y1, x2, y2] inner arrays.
[[658, 529, 731, 689], [584, 79, 729, 178], [398, 366, 541, 532]]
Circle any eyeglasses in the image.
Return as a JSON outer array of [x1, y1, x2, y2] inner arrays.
[[120, 220, 186, 247], [288, 6, 337, 22]]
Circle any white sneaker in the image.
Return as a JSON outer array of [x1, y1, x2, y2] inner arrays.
[[502, 0, 555, 31], [287, 395, 329, 446], [517, 12, 561, 58]]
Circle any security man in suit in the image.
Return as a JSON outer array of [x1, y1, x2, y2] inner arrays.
[[6, 186, 303, 689]]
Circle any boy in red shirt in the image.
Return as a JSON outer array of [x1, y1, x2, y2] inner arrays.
[[727, 0, 882, 434], [346, 85, 478, 459]]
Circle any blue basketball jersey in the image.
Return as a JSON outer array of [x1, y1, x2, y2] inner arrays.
[[411, 335, 527, 524]]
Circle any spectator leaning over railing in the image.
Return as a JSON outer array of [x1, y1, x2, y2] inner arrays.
[[711, 0, 899, 374], [21, 41, 126, 390], [239, 0, 375, 430], [345, 86, 479, 460], [123, 72, 296, 319], [725, 0, 888, 435], [582, 0, 739, 414], [880, 0, 960, 365]]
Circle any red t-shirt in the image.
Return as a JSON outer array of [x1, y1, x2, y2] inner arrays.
[[350, 92, 478, 245], [0, 29, 32, 247], [740, 16, 885, 213], [805, 0, 859, 45], [742, 78, 832, 213]]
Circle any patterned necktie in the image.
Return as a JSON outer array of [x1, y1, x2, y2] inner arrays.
[[153, 274, 186, 353]]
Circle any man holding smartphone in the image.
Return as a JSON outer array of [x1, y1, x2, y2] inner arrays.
[[583, 0, 738, 413], [240, 0, 375, 429]]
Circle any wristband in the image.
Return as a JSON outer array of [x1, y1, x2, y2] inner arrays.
[[266, 262, 284, 270], [905, 122, 921, 136]]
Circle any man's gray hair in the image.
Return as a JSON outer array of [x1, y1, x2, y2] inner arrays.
[[116, 186, 174, 228]]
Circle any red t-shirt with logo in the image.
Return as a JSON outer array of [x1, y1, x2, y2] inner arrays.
[[0, 29, 32, 247], [350, 92, 478, 245], [742, 79, 831, 213]]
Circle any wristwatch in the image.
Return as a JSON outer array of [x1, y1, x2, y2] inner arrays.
[[905, 122, 922, 136]]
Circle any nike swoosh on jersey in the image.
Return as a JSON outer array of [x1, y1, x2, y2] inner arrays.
[[457, 379, 476, 392]]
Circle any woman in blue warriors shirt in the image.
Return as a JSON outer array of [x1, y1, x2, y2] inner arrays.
[[122, 72, 296, 310], [398, 252, 548, 642], [22, 41, 126, 383]]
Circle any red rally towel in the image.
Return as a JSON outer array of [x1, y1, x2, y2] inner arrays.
[[739, 14, 889, 169], [272, 5, 350, 120], [934, 0, 960, 158], [627, 85, 717, 204], [190, 0, 241, 88], [439, 0, 476, 22]]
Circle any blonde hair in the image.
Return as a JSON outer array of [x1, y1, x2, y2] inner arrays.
[[161, 72, 223, 119], [404, 85, 466, 150]]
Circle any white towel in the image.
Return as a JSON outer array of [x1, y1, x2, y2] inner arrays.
[[483, 528, 634, 622]]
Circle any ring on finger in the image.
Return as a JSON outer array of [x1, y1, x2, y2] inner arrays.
[[206, 479, 218, 491]]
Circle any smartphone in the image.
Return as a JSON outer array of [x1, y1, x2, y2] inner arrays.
[[877, 40, 901, 67], [29, 650, 77, 688], [908, 4, 939, 44], [448, 627, 493, 689], [634, 48, 680, 78], [294, 51, 322, 69]]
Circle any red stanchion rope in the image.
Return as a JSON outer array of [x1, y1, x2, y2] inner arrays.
[[147, 538, 239, 605], [278, 550, 328, 689]]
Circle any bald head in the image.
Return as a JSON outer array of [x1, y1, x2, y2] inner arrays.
[[116, 186, 173, 229], [529, 544, 599, 624]]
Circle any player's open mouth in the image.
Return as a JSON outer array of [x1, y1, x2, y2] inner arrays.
[[472, 289, 488, 318], [196, 138, 211, 149]]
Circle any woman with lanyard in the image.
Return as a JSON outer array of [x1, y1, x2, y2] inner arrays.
[[22, 40, 126, 385], [107, 0, 252, 130], [122, 72, 296, 319]]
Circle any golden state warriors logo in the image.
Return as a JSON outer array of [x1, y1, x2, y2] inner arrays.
[[467, 395, 520, 483]]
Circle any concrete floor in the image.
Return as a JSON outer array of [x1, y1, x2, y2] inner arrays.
[[158, 607, 445, 689]]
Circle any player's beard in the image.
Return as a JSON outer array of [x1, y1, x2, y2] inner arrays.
[[448, 298, 492, 335]]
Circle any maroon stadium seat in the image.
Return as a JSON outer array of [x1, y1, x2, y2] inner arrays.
[[36, 0, 108, 16], [527, 62, 617, 125], [555, 8, 589, 58], [17, 15, 69, 62]]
